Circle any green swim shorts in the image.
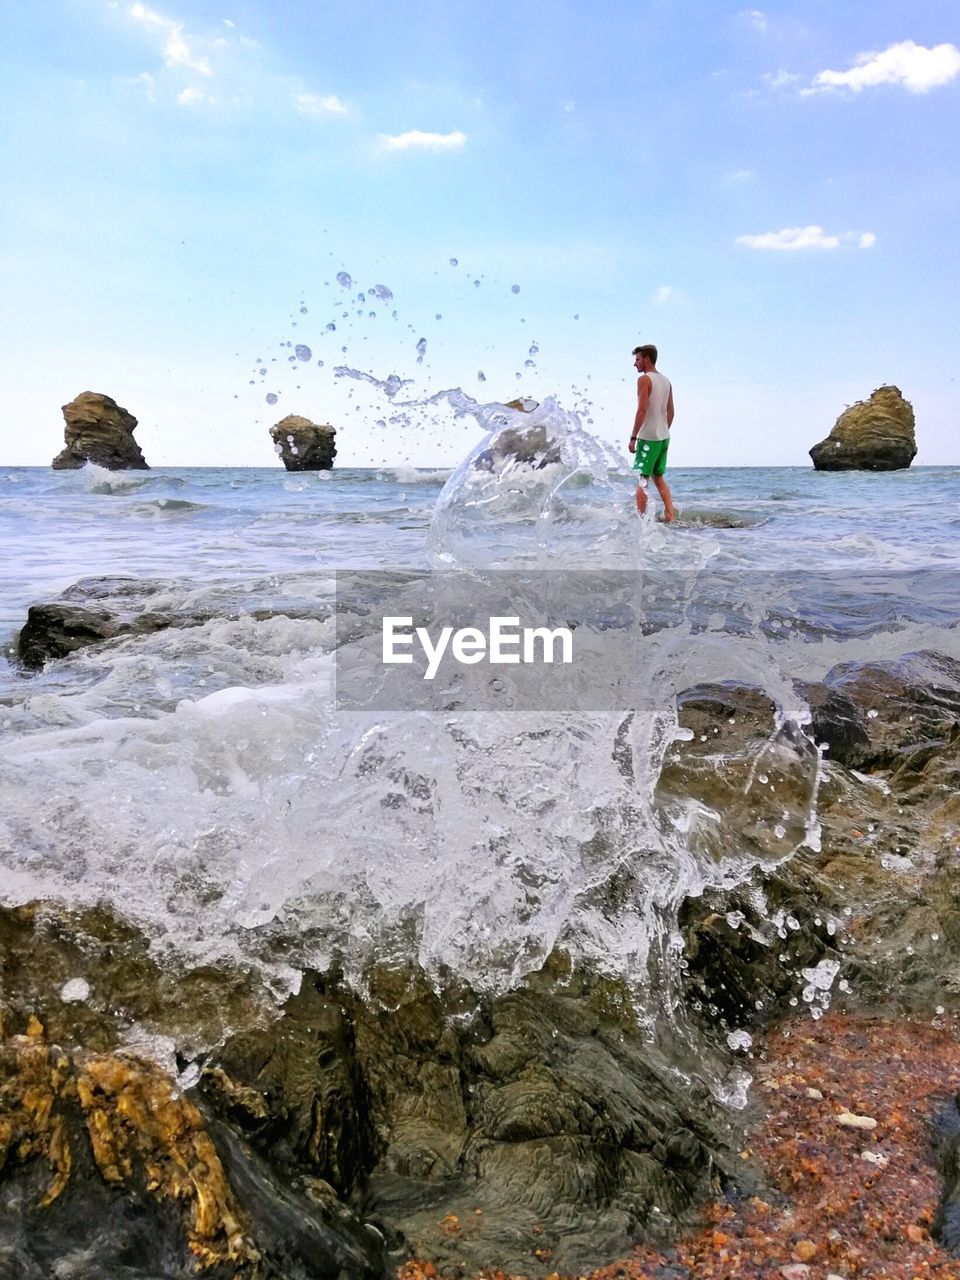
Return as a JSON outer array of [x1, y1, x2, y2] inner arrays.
[[633, 437, 669, 477]]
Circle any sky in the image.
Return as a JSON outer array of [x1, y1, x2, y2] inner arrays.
[[1, 0, 958, 467]]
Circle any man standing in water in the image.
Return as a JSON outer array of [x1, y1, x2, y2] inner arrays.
[[628, 344, 676, 522]]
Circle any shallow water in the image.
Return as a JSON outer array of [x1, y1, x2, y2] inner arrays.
[[1, 406, 959, 1035]]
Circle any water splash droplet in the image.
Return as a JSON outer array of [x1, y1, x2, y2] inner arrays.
[[416, 337, 427, 363], [477, 370, 486, 382], [326, 322, 336, 331], [258, 367, 266, 375], [316, 359, 324, 367], [449, 257, 458, 266], [300, 305, 308, 314], [529, 343, 539, 356], [371, 284, 394, 302], [266, 393, 278, 405], [435, 313, 442, 320], [473, 279, 481, 288], [295, 344, 312, 362], [336, 271, 353, 289], [524, 359, 536, 368], [511, 284, 520, 294]]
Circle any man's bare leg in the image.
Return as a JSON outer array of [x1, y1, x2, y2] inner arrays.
[[635, 479, 648, 515], [654, 474, 675, 523]]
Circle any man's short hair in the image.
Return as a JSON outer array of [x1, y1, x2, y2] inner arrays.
[[632, 344, 658, 364]]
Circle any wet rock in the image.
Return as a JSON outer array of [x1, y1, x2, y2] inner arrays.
[[51, 391, 149, 470], [269, 414, 337, 471], [799, 649, 960, 772], [0, 901, 267, 1058], [17, 603, 123, 670], [1, 900, 743, 1277], [658, 682, 820, 864], [473, 398, 562, 472], [16, 602, 174, 670], [809, 385, 917, 471], [0, 1013, 385, 1279], [15, 574, 332, 670], [203, 960, 742, 1277], [678, 651, 960, 1029]]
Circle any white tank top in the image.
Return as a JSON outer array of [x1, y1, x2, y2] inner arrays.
[[638, 370, 671, 441]]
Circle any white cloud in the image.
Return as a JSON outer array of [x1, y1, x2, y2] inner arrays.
[[736, 225, 875, 251], [296, 91, 348, 116], [763, 68, 802, 89], [807, 40, 960, 95], [177, 86, 206, 106], [133, 71, 156, 100], [129, 2, 213, 76], [223, 17, 234, 27], [740, 9, 767, 33], [653, 285, 680, 304], [378, 129, 467, 152], [722, 168, 755, 186]]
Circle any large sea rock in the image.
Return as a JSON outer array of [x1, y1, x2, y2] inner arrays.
[[270, 415, 337, 471], [51, 392, 149, 470], [809, 384, 917, 471]]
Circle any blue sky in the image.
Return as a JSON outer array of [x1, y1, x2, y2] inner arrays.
[[1, 0, 958, 466]]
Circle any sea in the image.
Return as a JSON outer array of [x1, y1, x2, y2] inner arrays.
[[2, 399, 959, 1071]]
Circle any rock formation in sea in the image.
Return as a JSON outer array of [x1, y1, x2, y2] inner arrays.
[[269, 414, 337, 470], [809, 384, 917, 471], [51, 392, 149, 470], [474, 397, 562, 472]]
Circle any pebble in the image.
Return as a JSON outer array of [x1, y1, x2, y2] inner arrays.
[[781, 1266, 811, 1280], [837, 1111, 877, 1129], [806, 1087, 823, 1100], [861, 1150, 889, 1167]]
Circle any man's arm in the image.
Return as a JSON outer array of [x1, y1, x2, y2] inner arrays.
[[667, 387, 675, 428], [629, 375, 651, 449]]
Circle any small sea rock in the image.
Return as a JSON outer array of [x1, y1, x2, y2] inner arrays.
[[793, 1239, 818, 1261], [837, 1111, 877, 1129], [781, 1265, 811, 1280], [806, 1087, 823, 1100]]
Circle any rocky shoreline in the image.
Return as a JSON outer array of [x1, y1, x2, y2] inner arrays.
[[2, 625, 960, 1277]]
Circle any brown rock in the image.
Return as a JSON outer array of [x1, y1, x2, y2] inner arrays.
[[810, 385, 917, 471], [270, 414, 336, 470], [52, 391, 149, 470]]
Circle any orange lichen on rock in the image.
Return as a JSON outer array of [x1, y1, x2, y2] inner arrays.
[[0, 1014, 258, 1272]]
